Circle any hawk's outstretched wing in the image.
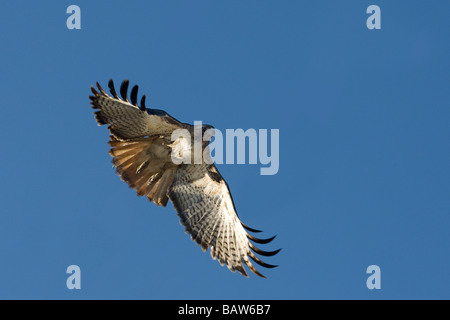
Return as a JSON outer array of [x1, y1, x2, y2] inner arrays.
[[90, 80, 186, 206], [168, 163, 280, 278], [90, 79, 188, 140]]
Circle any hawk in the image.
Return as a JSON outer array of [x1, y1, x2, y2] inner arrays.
[[90, 79, 280, 277]]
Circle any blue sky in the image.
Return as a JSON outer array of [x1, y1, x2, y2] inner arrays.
[[0, 1, 449, 299]]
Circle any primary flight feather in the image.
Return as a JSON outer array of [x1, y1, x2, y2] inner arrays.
[[90, 79, 279, 277]]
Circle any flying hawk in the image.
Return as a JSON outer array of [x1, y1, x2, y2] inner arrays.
[[90, 79, 279, 277]]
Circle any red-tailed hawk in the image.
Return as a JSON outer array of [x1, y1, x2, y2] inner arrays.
[[90, 79, 279, 277]]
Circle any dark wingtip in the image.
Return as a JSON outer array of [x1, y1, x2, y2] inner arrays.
[[247, 234, 277, 244], [140, 94, 146, 111], [235, 264, 249, 278], [108, 79, 119, 99], [243, 259, 267, 278], [90, 86, 98, 95], [96, 82, 108, 96], [241, 223, 262, 233], [248, 251, 278, 269], [130, 85, 139, 106], [120, 79, 130, 102], [249, 243, 281, 257]]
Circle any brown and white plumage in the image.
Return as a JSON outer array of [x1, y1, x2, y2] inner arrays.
[[90, 79, 280, 277]]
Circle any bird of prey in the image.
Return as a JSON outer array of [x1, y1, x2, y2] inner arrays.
[[90, 79, 280, 277]]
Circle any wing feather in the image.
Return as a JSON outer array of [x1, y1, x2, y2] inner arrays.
[[91, 79, 188, 139], [168, 163, 279, 278]]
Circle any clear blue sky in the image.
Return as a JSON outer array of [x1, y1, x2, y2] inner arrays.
[[0, 1, 449, 299]]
